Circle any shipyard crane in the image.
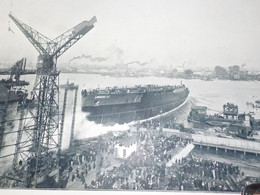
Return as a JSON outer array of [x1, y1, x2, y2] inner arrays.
[[9, 58, 27, 82], [9, 14, 96, 187], [0, 58, 34, 88]]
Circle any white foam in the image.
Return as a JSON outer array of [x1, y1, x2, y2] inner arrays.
[[71, 112, 130, 142], [67, 98, 189, 147]]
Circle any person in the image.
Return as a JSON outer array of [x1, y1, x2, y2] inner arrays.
[[80, 173, 85, 184], [72, 174, 75, 182]]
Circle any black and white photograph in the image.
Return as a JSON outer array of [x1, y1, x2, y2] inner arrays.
[[0, 0, 260, 194]]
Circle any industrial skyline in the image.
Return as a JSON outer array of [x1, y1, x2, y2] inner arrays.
[[0, 0, 260, 70]]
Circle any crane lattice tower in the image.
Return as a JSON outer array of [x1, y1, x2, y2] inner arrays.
[[9, 14, 96, 187]]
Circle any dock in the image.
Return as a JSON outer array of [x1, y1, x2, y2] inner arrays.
[[192, 134, 260, 155]]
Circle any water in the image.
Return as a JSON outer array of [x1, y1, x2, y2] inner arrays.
[[0, 73, 260, 173], [58, 74, 260, 143]]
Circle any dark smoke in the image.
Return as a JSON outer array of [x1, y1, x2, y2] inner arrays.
[[125, 60, 148, 66], [69, 54, 108, 63]]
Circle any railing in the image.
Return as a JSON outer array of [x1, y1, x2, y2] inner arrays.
[[192, 134, 260, 153]]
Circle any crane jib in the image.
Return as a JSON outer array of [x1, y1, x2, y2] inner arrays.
[[7, 13, 97, 187]]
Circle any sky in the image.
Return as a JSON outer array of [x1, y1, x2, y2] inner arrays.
[[0, 0, 260, 70]]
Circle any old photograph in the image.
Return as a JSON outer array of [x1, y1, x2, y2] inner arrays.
[[0, 0, 260, 194]]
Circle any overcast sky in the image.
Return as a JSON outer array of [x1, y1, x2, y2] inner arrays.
[[0, 0, 260, 70]]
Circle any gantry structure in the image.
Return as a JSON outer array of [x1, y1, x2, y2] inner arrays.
[[8, 14, 96, 187]]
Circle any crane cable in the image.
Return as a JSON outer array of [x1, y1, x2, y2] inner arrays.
[[8, 0, 14, 34]]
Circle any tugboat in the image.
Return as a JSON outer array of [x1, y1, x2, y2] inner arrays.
[[188, 102, 260, 140], [188, 103, 246, 127]]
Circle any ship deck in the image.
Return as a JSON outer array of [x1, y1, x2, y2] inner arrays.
[[82, 84, 186, 96]]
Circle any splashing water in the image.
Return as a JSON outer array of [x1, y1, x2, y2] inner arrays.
[[62, 98, 192, 149], [74, 113, 130, 139]]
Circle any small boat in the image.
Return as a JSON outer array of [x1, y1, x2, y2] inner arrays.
[[60, 81, 78, 90]]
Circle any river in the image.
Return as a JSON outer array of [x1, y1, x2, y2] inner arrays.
[[0, 73, 259, 173]]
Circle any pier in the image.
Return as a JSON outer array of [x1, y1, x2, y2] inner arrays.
[[192, 134, 260, 155], [162, 128, 260, 155]]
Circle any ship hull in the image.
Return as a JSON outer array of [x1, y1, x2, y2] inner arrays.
[[0, 85, 22, 104], [82, 86, 189, 125]]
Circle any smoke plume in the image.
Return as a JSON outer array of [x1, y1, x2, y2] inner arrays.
[[125, 60, 148, 66], [69, 54, 108, 64]]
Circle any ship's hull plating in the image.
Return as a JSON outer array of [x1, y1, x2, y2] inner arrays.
[[0, 85, 22, 104], [82, 87, 189, 125]]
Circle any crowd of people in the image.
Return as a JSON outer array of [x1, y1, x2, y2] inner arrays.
[[138, 117, 192, 133], [84, 130, 194, 190], [59, 133, 131, 188], [0, 113, 253, 191], [138, 118, 161, 130], [1, 121, 243, 192], [58, 139, 101, 188], [11, 117, 238, 191], [78, 128, 242, 191], [167, 157, 240, 191]]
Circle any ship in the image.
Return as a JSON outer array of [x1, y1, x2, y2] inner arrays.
[[0, 58, 31, 105], [187, 103, 246, 127], [0, 84, 24, 104], [81, 84, 189, 125], [0, 78, 29, 106], [60, 81, 79, 90]]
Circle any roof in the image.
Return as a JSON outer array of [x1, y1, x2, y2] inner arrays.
[[191, 106, 207, 110]]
